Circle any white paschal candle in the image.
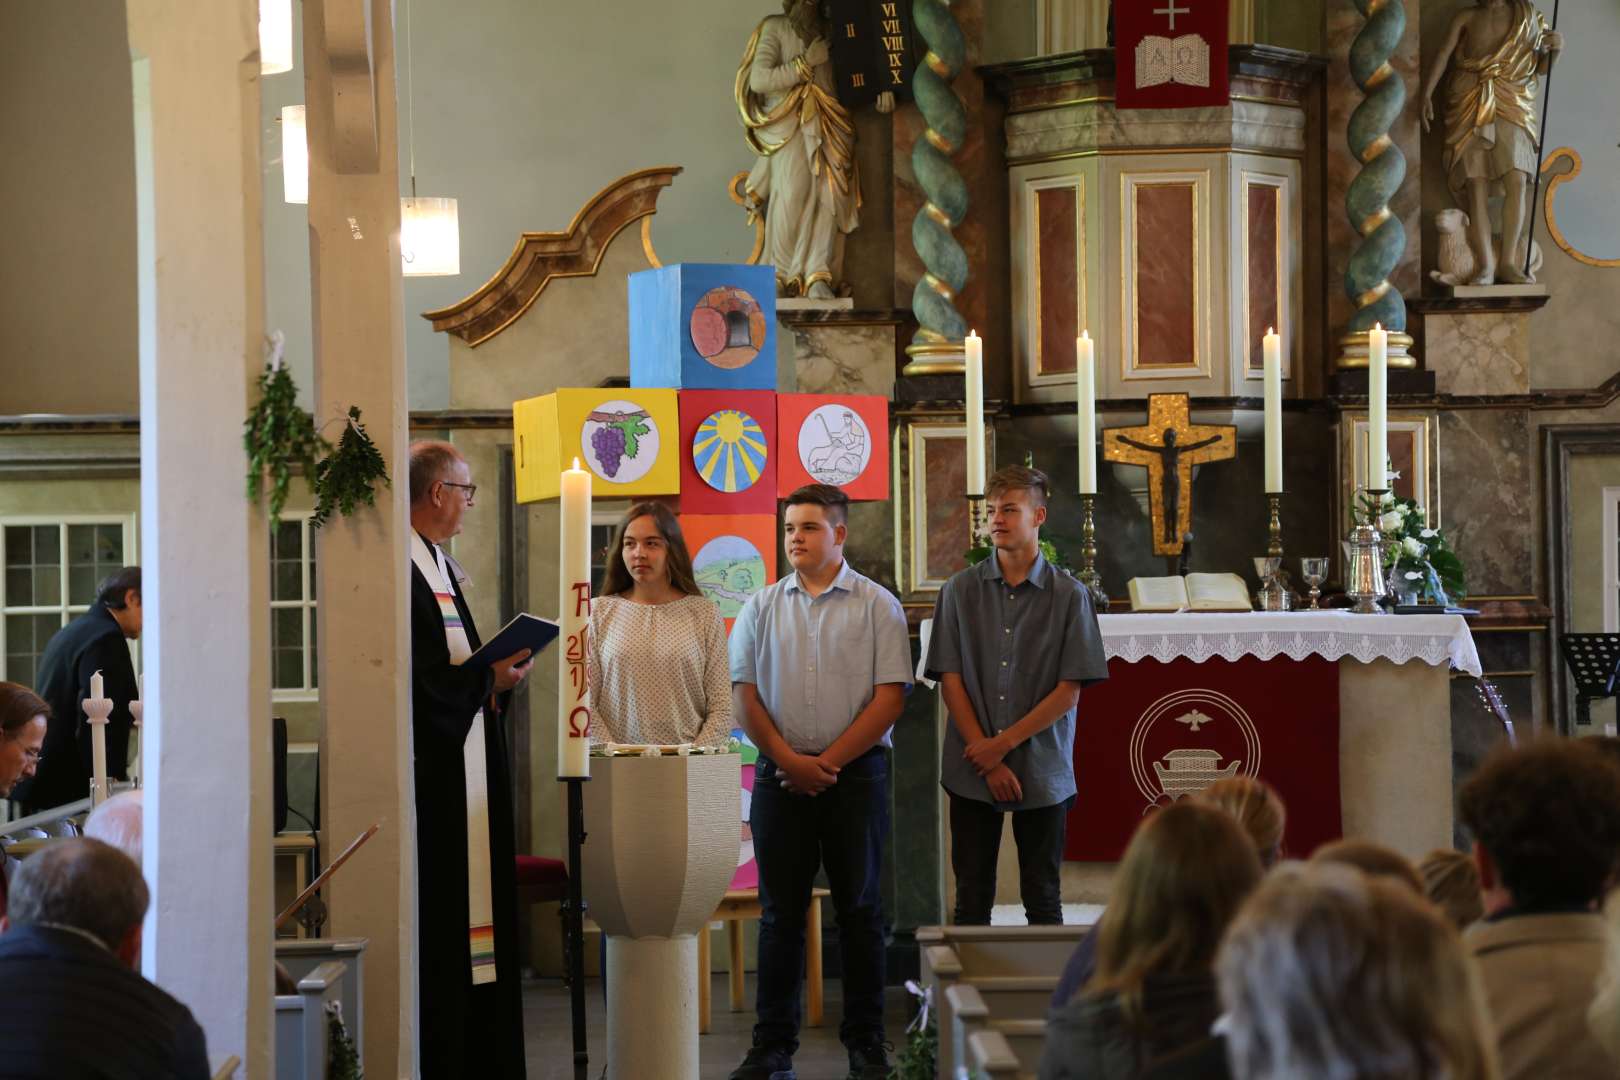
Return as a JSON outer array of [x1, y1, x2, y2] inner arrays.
[[1263, 328, 1283, 493], [965, 331, 985, 497], [1077, 331, 1097, 494], [1368, 323, 1388, 490], [558, 458, 592, 778]]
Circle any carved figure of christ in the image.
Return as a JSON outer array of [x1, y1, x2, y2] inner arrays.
[[1104, 395, 1236, 556]]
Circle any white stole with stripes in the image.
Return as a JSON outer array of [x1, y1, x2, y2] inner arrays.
[[411, 532, 498, 985]]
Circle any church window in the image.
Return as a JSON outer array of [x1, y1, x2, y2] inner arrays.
[[271, 514, 318, 698], [0, 517, 135, 686]]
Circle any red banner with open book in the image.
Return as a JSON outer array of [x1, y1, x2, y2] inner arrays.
[[1066, 655, 1341, 861], [1114, 0, 1230, 109]]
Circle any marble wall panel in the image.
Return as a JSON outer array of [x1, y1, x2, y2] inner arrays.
[[1425, 311, 1531, 396], [923, 434, 972, 584], [1037, 186, 1080, 376], [1134, 184, 1198, 367], [1247, 183, 1281, 373], [786, 322, 898, 399], [1437, 408, 1533, 597], [1003, 99, 1307, 164], [1327, 0, 1423, 342]]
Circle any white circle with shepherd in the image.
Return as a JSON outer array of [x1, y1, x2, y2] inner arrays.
[[1129, 688, 1261, 812], [797, 404, 871, 486]]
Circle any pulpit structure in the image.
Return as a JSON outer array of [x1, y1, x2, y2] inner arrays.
[[983, 47, 1320, 405]]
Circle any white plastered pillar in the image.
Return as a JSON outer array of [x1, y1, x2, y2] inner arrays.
[[127, 0, 274, 1073], [303, 0, 418, 1074]]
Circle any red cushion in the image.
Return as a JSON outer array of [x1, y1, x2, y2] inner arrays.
[[515, 855, 568, 888]]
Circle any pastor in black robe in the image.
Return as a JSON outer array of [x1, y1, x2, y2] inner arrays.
[[410, 543, 526, 1078], [15, 601, 136, 813]]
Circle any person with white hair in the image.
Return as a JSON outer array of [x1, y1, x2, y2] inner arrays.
[[83, 788, 142, 863], [1216, 862, 1500, 1080]]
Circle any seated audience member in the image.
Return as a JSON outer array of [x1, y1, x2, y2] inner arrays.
[[0, 682, 49, 917], [1422, 848, 1485, 930], [1309, 838, 1424, 893], [1217, 862, 1498, 1080], [1038, 801, 1262, 1080], [1459, 739, 1620, 1079], [1052, 776, 1286, 1008], [1590, 893, 1620, 1064], [0, 838, 210, 1079], [83, 789, 143, 862]]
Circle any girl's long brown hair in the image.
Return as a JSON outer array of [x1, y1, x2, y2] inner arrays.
[[599, 502, 703, 599], [1085, 800, 1263, 1020]]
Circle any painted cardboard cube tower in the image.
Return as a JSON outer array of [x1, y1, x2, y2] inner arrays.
[[513, 263, 889, 621]]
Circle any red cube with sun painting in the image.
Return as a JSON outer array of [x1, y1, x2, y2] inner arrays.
[[677, 390, 778, 515], [774, 393, 889, 501]]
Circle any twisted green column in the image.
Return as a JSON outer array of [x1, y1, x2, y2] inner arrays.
[[904, 0, 969, 371], [1342, 0, 1413, 366]]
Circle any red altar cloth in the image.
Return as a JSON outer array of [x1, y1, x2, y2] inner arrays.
[[1114, 0, 1231, 110], [1066, 655, 1341, 861]]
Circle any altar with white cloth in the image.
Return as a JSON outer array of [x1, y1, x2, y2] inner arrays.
[[934, 611, 1482, 909]]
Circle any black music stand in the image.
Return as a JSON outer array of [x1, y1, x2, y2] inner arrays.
[[1558, 633, 1620, 729]]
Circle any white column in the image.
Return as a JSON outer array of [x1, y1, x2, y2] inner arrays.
[[303, 1, 417, 1074], [127, 0, 273, 1073]]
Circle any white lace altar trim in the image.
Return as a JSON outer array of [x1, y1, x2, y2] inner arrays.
[[1097, 612, 1482, 676]]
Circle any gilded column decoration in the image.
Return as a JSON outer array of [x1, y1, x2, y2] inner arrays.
[[903, 0, 970, 374], [1339, 0, 1414, 368]]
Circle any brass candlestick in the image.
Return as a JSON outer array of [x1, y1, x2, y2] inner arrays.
[[968, 494, 987, 543], [1078, 492, 1109, 610], [1266, 492, 1284, 559]]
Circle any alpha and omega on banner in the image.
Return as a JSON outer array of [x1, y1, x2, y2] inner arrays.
[[15, 0, 1620, 1076]]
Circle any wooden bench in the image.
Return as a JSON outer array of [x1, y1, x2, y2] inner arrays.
[[276, 937, 366, 1069], [919, 924, 1089, 1080], [967, 1028, 1023, 1079], [697, 887, 829, 1034], [274, 960, 346, 1080], [948, 983, 1048, 1080]]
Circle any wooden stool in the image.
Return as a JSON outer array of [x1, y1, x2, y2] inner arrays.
[[697, 887, 829, 1034]]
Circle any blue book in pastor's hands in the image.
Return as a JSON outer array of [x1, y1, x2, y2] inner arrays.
[[465, 613, 560, 668]]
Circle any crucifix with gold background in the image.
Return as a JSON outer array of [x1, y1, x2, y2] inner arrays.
[[1103, 393, 1236, 557]]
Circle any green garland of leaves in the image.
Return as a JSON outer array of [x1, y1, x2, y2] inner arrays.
[[894, 989, 937, 1080], [325, 1001, 362, 1080], [244, 361, 327, 524], [312, 406, 391, 529], [244, 349, 392, 530]]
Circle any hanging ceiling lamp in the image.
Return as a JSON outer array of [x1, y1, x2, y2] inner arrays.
[[400, 0, 460, 276], [260, 0, 294, 74], [282, 105, 308, 204]]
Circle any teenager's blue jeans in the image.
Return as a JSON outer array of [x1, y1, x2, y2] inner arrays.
[[749, 747, 889, 1054]]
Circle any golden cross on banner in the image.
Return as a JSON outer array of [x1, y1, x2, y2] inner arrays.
[[1103, 393, 1236, 557]]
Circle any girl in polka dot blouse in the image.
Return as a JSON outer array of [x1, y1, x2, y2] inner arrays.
[[588, 502, 732, 746]]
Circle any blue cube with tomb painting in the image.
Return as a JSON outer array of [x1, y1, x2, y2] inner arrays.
[[628, 263, 778, 392]]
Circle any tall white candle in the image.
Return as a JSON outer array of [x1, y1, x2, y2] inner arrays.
[[964, 331, 985, 497], [558, 458, 592, 779], [1263, 328, 1283, 493], [86, 670, 108, 802], [1368, 323, 1388, 490], [1077, 331, 1097, 495]]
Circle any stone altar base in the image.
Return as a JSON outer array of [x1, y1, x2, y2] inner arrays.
[[582, 752, 740, 1080]]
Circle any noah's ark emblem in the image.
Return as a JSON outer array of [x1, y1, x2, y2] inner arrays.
[[1130, 689, 1261, 812]]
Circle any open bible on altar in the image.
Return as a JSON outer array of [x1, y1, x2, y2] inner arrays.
[[1127, 573, 1252, 612], [465, 613, 560, 667]]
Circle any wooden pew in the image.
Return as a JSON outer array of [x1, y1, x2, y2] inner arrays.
[[948, 984, 1047, 1079], [274, 960, 346, 1080], [919, 924, 1089, 1080], [276, 936, 366, 1068], [967, 1028, 1023, 1079]]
